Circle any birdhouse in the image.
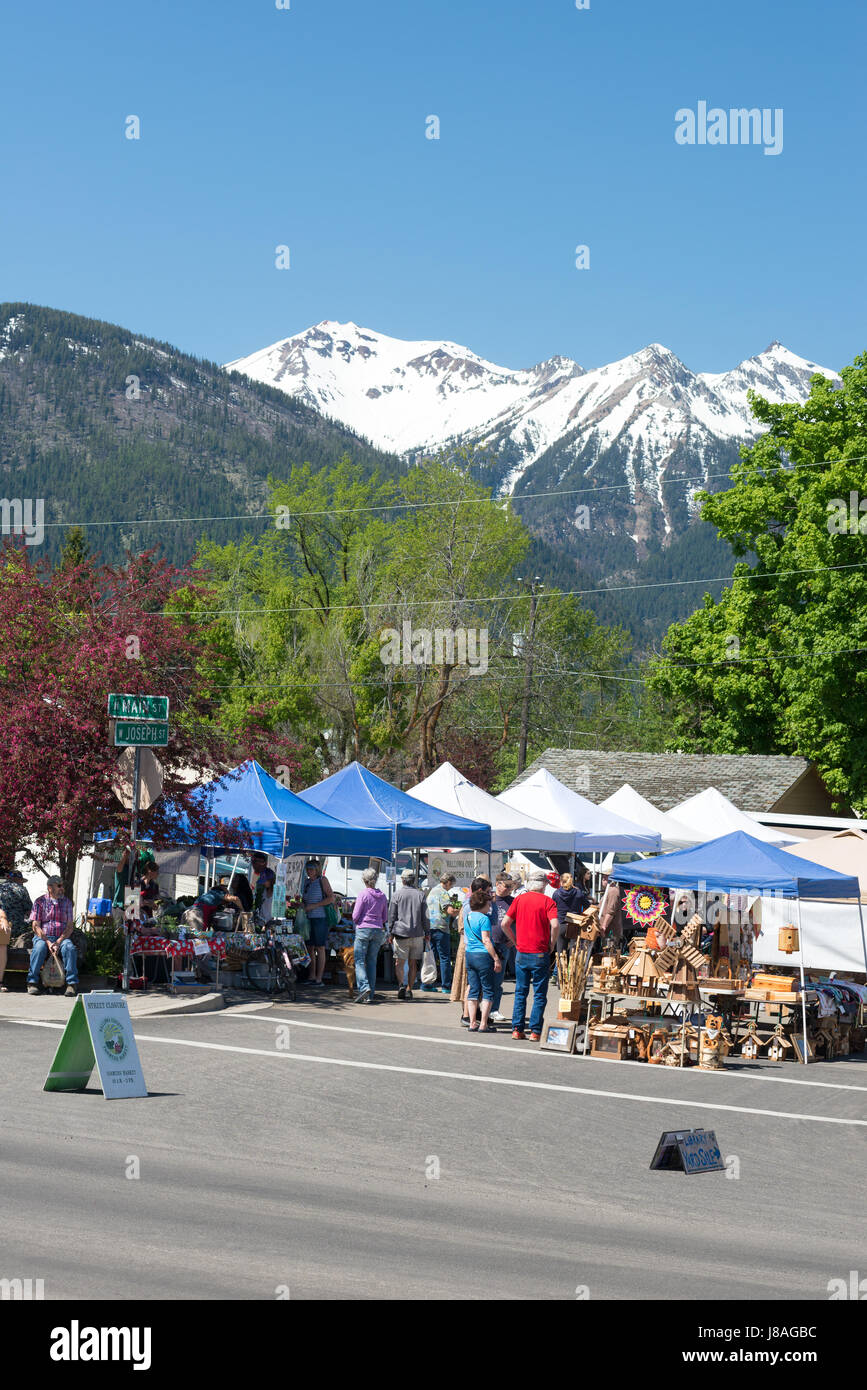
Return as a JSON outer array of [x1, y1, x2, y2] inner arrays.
[[617, 945, 661, 997], [589, 1017, 645, 1061], [766, 1025, 793, 1063], [740, 1022, 761, 1060], [778, 924, 799, 954]]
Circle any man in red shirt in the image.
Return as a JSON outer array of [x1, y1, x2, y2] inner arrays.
[[503, 870, 558, 1040]]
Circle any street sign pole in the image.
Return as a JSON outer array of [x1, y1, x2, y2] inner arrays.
[[121, 746, 142, 994]]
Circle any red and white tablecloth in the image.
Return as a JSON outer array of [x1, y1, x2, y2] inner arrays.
[[130, 934, 227, 960]]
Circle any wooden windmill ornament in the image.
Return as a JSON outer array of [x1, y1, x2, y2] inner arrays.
[[657, 941, 706, 1002]]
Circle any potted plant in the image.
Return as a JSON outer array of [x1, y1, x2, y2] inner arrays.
[[83, 922, 125, 989]]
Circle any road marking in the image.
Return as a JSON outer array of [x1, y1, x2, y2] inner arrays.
[[218, 1011, 867, 1095], [7, 1019, 866, 1126]]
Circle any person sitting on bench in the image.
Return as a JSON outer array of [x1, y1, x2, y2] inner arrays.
[[27, 876, 78, 997]]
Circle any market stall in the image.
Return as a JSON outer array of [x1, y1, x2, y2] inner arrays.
[[497, 767, 661, 853], [112, 760, 397, 990], [408, 761, 576, 852], [607, 830, 863, 1065], [668, 787, 802, 846], [298, 760, 492, 861], [598, 784, 702, 850]]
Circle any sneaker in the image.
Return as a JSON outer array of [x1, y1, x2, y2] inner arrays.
[[511, 1029, 526, 1040], [490, 1011, 507, 1024], [397, 985, 406, 1000], [439, 986, 450, 994], [355, 989, 371, 1005], [528, 1032, 542, 1042], [405, 989, 413, 1000], [27, 984, 39, 995], [64, 985, 77, 997], [460, 1016, 470, 1028]]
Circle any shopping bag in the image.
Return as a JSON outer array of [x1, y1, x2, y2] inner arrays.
[[40, 949, 66, 989], [420, 948, 437, 986], [294, 906, 310, 941]]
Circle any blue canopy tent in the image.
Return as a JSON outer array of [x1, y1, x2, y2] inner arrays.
[[298, 761, 492, 861], [611, 830, 864, 1063], [168, 760, 394, 860]]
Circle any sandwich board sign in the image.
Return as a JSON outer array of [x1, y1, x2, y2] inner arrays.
[[44, 993, 148, 1099], [650, 1128, 724, 1174]]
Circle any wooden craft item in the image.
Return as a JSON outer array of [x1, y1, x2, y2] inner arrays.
[[778, 924, 799, 954], [617, 944, 662, 997], [766, 1024, 793, 1062]]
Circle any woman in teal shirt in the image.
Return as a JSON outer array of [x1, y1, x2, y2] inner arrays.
[[463, 888, 501, 1033]]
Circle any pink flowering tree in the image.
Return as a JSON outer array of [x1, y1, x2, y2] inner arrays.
[[0, 544, 302, 896]]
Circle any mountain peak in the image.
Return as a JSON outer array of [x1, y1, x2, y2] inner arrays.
[[225, 323, 838, 466]]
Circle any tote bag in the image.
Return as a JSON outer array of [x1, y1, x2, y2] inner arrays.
[[420, 948, 437, 986]]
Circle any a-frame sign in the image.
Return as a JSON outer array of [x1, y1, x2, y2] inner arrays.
[[44, 993, 148, 1099]]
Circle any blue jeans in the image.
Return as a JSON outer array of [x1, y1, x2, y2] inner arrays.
[[492, 946, 513, 1012], [353, 928, 384, 996], [28, 937, 78, 986], [429, 928, 452, 987], [466, 950, 495, 1002], [512, 951, 550, 1034]]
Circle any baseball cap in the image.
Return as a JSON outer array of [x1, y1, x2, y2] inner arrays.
[[47, 875, 63, 886]]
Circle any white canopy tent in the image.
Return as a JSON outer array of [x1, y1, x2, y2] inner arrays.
[[599, 783, 702, 850], [497, 767, 661, 852], [755, 828, 867, 974], [669, 787, 801, 846], [407, 762, 576, 853]]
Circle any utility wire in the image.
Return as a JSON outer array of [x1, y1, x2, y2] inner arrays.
[[27, 450, 867, 530]]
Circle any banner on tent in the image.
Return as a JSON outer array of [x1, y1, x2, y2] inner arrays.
[[756, 895, 866, 973]]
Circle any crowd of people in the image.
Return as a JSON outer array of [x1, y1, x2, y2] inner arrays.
[[1, 847, 619, 1033]]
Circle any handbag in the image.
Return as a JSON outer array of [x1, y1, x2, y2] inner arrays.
[[420, 948, 437, 986], [324, 902, 340, 930]]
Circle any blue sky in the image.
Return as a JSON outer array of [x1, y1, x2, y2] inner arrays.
[[2, 0, 863, 374]]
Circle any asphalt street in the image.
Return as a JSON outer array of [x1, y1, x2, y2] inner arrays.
[[2, 988, 866, 1300]]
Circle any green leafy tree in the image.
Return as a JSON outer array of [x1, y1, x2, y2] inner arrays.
[[649, 354, 867, 809]]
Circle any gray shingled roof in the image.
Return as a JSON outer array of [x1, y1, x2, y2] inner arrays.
[[506, 750, 814, 812]]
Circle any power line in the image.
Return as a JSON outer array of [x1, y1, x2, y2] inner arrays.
[[28, 450, 867, 530], [161, 558, 867, 617]]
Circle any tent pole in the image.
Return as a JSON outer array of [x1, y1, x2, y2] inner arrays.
[[796, 896, 809, 1066], [857, 897, 867, 978]]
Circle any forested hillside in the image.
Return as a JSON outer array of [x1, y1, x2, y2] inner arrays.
[[0, 303, 400, 567]]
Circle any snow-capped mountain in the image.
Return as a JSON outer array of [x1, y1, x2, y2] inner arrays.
[[225, 322, 836, 486]]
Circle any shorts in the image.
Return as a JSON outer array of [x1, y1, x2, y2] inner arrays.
[[308, 914, 329, 948], [392, 935, 423, 963]]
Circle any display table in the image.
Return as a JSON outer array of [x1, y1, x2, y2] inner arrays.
[[129, 934, 226, 987]]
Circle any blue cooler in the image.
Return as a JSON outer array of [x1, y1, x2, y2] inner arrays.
[[88, 897, 113, 917]]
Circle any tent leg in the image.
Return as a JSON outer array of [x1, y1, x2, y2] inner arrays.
[[796, 897, 809, 1065], [857, 898, 867, 978], [487, 852, 492, 881]]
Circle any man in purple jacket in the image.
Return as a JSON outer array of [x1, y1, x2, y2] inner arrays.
[[351, 866, 389, 1004]]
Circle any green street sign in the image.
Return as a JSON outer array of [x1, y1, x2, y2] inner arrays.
[[114, 720, 169, 748], [107, 693, 169, 721]]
